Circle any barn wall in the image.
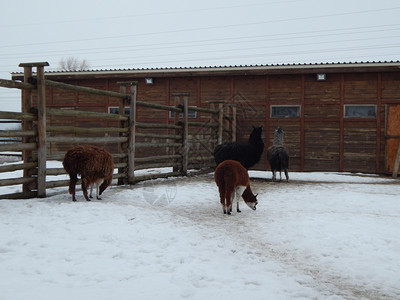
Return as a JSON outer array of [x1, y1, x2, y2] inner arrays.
[[39, 68, 400, 174]]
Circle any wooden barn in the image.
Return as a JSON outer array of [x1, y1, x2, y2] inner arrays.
[[12, 61, 400, 175]]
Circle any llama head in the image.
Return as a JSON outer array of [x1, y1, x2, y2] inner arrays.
[[243, 187, 258, 210], [99, 178, 112, 195], [244, 193, 258, 210], [249, 126, 263, 142], [275, 127, 283, 134]]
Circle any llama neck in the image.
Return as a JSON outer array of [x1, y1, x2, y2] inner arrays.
[[249, 136, 263, 145], [242, 185, 254, 201], [273, 132, 283, 145]]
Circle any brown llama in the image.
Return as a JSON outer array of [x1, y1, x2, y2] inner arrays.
[[214, 160, 258, 215], [62, 145, 114, 201]]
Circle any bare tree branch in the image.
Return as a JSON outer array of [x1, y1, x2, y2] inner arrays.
[[59, 57, 90, 71]]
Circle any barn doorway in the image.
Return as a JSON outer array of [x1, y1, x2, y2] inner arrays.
[[385, 104, 400, 174]]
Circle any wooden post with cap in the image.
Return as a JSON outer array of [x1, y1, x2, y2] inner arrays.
[[19, 62, 49, 197]]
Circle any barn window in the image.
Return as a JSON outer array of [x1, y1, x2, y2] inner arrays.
[[108, 106, 130, 115], [344, 105, 376, 118], [169, 110, 197, 119], [270, 105, 301, 118]]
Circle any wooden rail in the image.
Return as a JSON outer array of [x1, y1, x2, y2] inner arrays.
[[0, 62, 235, 199]]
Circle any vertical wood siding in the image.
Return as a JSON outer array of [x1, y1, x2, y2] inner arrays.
[[43, 70, 400, 174]]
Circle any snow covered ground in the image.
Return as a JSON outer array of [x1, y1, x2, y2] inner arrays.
[[1, 164, 400, 300]]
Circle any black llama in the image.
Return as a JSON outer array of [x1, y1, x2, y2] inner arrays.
[[213, 126, 264, 169]]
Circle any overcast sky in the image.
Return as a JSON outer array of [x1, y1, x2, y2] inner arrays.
[[1, 0, 399, 111]]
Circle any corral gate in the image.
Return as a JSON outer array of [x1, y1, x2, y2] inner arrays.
[[0, 62, 235, 199]]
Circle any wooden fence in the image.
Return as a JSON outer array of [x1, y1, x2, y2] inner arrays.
[[0, 62, 235, 199]]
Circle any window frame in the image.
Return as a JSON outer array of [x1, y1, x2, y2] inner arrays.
[[270, 105, 301, 118], [169, 109, 197, 119], [108, 106, 130, 115], [344, 104, 377, 118]]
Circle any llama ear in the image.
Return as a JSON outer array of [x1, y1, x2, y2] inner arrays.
[[255, 193, 258, 198]]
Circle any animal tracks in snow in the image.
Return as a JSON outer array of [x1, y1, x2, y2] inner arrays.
[[134, 173, 400, 300]]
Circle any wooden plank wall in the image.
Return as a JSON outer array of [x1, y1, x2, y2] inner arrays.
[[43, 70, 400, 174]]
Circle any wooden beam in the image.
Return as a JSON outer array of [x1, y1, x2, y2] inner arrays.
[[47, 136, 128, 143], [128, 84, 137, 183], [129, 171, 181, 183], [19, 62, 49, 67], [0, 177, 35, 187], [47, 125, 127, 134], [0, 130, 36, 137], [339, 74, 345, 172], [135, 155, 181, 163], [118, 83, 128, 185], [135, 142, 181, 148], [0, 162, 37, 173], [0, 111, 36, 121], [0, 143, 36, 152], [0, 79, 35, 90], [300, 75, 305, 172], [265, 75, 270, 171], [36, 65, 47, 197], [182, 96, 189, 176], [45, 79, 128, 99], [376, 73, 382, 173], [47, 108, 128, 121]]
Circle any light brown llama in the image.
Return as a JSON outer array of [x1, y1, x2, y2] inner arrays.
[[214, 160, 258, 215], [62, 145, 114, 201]]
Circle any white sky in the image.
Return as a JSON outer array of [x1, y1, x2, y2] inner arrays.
[[1, 0, 400, 111]]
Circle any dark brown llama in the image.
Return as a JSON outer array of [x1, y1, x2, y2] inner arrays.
[[63, 145, 114, 201]]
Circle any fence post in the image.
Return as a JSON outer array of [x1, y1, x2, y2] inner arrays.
[[118, 83, 126, 184], [172, 94, 181, 173], [36, 63, 49, 197], [20, 65, 33, 193], [128, 83, 137, 183], [19, 62, 49, 197], [116, 82, 129, 184], [182, 95, 189, 176]]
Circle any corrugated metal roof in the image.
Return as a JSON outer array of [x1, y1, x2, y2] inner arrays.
[[11, 60, 400, 76]]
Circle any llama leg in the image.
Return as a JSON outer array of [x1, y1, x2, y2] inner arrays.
[[69, 174, 78, 201], [96, 183, 101, 200], [235, 186, 246, 213], [232, 189, 238, 213], [272, 170, 276, 181], [285, 169, 289, 182], [218, 186, 226, 214], [230, 188, 236, 213], [81, 179, 91, 201], [89, 184, 94, 199], [279, 171, 282, 181], [96, 179, 104, 200], [234, 188, 240, 213], [224, 189, 233, 215]]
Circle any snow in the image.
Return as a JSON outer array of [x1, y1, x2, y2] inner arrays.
[[1, 161, 400, 300]]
